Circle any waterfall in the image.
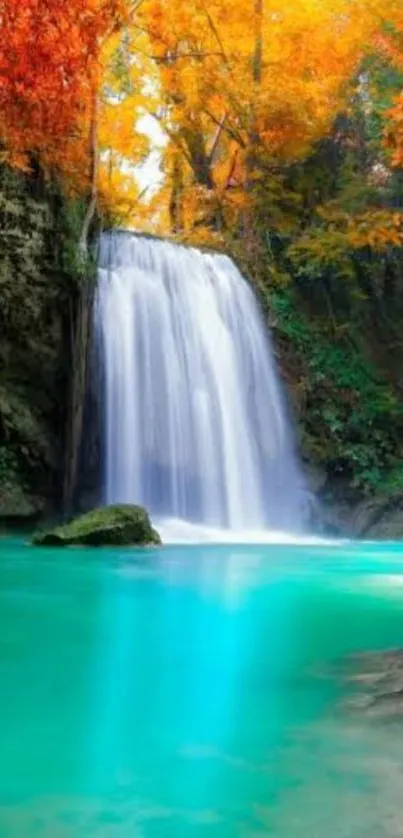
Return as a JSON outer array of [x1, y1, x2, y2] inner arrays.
[[95, 231, 306, 533]]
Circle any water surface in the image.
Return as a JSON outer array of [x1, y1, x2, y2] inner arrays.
[[1, 538, 403, 836]]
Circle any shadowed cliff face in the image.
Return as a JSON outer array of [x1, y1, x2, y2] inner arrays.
[[0, 167, 90, 524], [0, 178, 61, 521]]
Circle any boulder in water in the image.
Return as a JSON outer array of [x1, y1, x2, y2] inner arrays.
[[32, 504, 161, 547]]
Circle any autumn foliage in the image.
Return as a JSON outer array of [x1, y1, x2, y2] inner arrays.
[[1, 0, 403, 234], [0, 0, 126, 176]]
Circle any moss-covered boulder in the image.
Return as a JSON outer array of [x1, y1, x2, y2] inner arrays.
[[32, 504, 161, 547]]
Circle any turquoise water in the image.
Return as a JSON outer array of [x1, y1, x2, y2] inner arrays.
[[1, 538, 403, 836]]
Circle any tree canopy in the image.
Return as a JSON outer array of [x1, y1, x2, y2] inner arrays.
[[1, 0, 403, 238]]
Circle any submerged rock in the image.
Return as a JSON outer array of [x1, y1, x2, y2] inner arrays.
[[32, 504, 161, 547], [341, 649, 403, 719]]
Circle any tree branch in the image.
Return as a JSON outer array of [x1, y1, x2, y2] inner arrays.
[[208, 113, 227, 164]]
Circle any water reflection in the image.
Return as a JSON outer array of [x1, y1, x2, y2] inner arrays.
[[85, 547, 277, 813]]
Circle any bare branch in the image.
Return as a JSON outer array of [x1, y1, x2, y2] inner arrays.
[[203, 107, 246, 149], [200, 4, 230, 67], [207, 113, 227, 164]]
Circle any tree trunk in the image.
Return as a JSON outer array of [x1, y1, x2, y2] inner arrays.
[[63, 85, 98, 514], [63, 286, 94, 514], [169, 152, 184, 233], [252, 0, 263, 86], [180, 124, 224, 230], [243, 0, 263, 255]]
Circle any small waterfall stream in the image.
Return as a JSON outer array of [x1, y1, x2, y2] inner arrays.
[[95, 231, 306, 535]]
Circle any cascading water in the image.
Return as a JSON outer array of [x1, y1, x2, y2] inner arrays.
[[95, 231, 307, 536]]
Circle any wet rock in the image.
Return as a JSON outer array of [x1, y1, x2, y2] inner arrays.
[[32, 504, 161, 547], [349, 496, 403, 539]]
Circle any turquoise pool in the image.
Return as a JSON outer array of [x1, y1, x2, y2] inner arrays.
[[1, 537, 403, 836]]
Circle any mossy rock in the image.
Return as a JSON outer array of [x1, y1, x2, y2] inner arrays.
[[0, 449, 46, 522], [32, 504, 161, 547]]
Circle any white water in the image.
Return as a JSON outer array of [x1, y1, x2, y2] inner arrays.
[[96, 232, 307, 534], [154, 518, 329, 546]]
